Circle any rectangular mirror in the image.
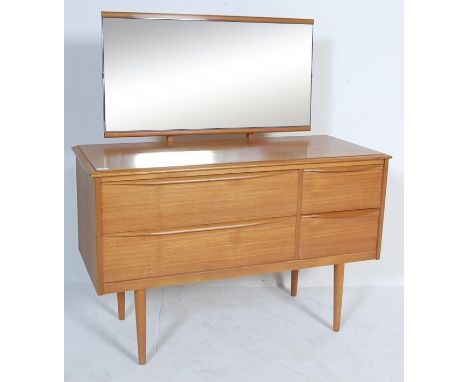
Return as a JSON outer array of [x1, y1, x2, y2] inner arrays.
[[102, 13, 313, 137]]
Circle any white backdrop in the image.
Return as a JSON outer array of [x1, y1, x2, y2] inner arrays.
[[65, 0, 403, 287]]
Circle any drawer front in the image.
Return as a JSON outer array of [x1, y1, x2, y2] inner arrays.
[[101, 171, 298, 234], [302, 165, 383, 213], [299, 209, 379, 259], [102, 217, 296, 282]]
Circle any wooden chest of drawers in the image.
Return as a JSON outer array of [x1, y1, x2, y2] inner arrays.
[[73, 135, 390, 364]]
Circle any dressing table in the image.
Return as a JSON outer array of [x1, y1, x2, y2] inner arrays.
[[73, 12, 391, 365], [73, 135, 390, 364]]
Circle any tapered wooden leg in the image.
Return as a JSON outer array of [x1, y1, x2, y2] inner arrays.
[[134, 289, 147, 365], [333, 263, 345, 332], [291, 270, 299, 297], [117, 292, 125, 320]]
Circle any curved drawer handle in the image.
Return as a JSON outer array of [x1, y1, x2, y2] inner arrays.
[[304, 165, 382, 174], [302, 209, 379, 219], [105, 219, 274, 237], [108, 172, 290, 186]]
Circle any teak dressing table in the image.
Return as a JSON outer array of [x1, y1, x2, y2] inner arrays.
[[73, 135, 390, 365], [74, 12, 391, 365]]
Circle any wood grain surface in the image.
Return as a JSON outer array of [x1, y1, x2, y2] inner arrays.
[[101, 171, 298, 233], [299, 209, 380, 259], [102, 217, 297, 282]]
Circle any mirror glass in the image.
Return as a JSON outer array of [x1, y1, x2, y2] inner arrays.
[[102, 18, 313, 133]]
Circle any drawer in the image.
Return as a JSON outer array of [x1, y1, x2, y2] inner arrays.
[[302, 165, 383, 213], [101, 171, 298, 234], [299, 209, 379, 259], [102, 217, 296, 282]]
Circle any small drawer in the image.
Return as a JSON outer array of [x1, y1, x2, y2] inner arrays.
[[302, 165, 383, 214], [101, 170, 298, 234], [299, 209, 379, 259], [102, 217, 296, 282]]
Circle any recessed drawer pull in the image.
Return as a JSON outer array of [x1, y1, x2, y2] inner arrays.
[[105, 219, 273, 237], [304, 165, 382, 173], [108, 172, 285, 186], [302, 209, 379, 219]]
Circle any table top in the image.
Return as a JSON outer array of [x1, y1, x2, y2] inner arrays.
[[73, 135, 390, 177]]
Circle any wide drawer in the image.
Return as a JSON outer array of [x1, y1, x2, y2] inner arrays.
[[101, 171, 298, 234], [299, 209, 379, 259], [102, 217, 296, 282], [302, 165, 383, 213]]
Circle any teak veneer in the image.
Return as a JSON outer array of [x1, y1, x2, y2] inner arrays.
[[73, 135, 390, 365]]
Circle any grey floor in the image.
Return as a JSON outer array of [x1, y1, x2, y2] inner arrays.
[[65, 280, 403, 382]]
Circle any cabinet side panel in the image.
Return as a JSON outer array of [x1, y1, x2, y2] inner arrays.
[[76, 158, 100, 293], [376, 159, 390, 259]]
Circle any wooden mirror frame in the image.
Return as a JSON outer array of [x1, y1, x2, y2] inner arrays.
[[101, 12, 314, 138]]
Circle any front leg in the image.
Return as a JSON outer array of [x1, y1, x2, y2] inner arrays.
[[333, 264, 345, 332], [134, 289, 147, 365]]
